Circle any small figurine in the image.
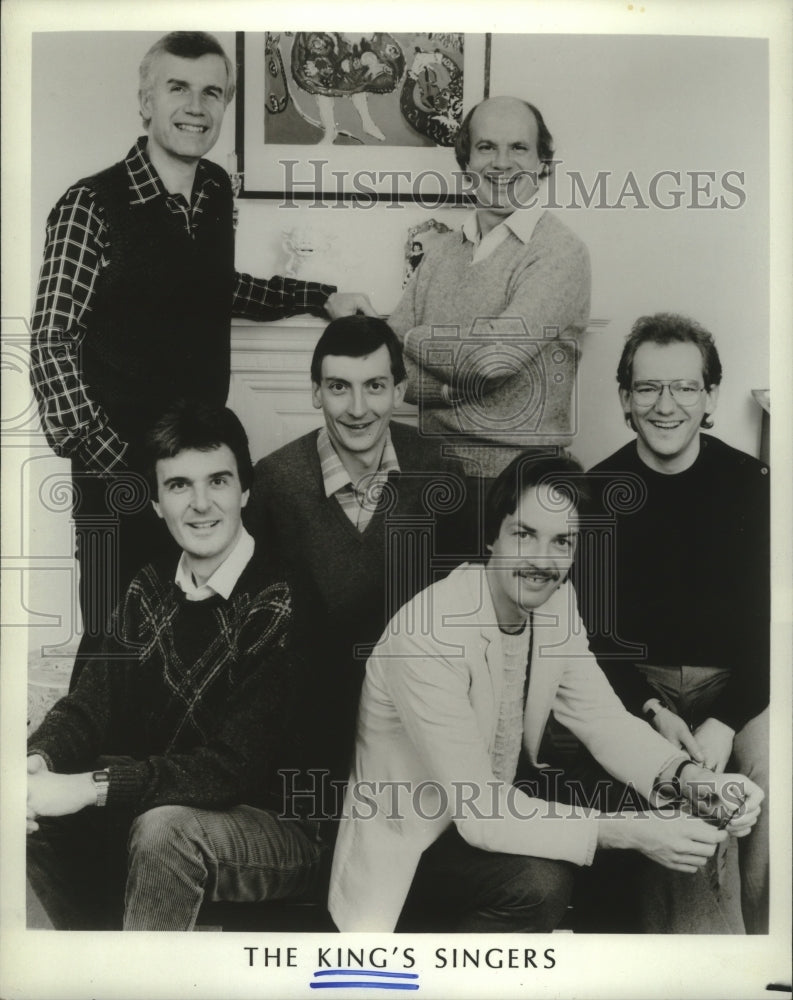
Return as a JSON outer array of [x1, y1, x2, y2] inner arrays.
[[281, 225, 335, 278]]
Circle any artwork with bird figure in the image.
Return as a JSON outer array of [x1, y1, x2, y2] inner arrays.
[[263, 32, 465, 147]]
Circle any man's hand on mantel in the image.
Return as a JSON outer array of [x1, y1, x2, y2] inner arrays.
[[325, 292, 378, 319]]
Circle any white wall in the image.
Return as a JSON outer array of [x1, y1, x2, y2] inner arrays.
[[488, 33, 769, 464]]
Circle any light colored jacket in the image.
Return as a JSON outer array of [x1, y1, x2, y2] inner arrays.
[[329, 563, 679, 931]]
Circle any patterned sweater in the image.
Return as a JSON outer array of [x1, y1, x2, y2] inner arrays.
[[28, 556, 301, 814]]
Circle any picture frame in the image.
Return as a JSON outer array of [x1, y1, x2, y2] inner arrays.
[[235, 31, 491, 202]]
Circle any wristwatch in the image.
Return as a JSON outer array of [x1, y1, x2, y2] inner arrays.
[[651, 757, 696, 805], [91, 769, 110, 808]]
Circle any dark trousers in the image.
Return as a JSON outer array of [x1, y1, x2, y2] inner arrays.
[[70, 463, 176, 686], [27, 807, 132, 930], [396, 824, 575, 933]]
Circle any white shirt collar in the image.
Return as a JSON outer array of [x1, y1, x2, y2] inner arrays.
[[461, 203, 544, 263], [174, 527, 255, 601]]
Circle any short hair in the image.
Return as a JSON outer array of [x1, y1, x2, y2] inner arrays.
[[483, 450, 589, 549], [454, 98, 555, 178], [139, 32, 235, 126], [144, 402, 253, 493], [310, 315, 407, 386], [617, 313, 722, 430]]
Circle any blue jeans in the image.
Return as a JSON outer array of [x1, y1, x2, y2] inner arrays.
[[637, 665, 769, 934], [28, 804, 326, 931]]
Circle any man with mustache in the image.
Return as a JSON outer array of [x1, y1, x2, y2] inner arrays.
[[29, 31, 375, 668], [329, 451, 762, 932]]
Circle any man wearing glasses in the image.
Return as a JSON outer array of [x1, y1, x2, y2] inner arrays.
[[575, 312, 769, 933]]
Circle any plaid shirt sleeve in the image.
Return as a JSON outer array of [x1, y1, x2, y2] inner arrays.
[[232, 272, 336, 321], [30, 185, 128, 474]]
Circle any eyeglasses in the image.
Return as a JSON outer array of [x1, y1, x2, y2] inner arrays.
[[630, 380, 705, 406]]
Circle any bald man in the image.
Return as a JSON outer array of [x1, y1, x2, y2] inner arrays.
[[389, 97, 591, 552]]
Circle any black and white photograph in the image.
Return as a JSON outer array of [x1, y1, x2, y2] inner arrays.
[[1, 1, 791, 998]]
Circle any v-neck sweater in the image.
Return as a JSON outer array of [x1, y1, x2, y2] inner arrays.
[[389, 210, 591, 476], [246, 422, 464, 781]]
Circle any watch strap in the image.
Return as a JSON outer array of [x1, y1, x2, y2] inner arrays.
[[652, 757, 696, 804], [92, 769, 110, 808]]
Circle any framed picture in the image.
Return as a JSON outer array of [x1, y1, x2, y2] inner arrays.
[[235, 31, 491, 202], [401, 218, 454, 286]]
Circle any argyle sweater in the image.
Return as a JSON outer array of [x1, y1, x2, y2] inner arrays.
[[28, 556, 301, 814]]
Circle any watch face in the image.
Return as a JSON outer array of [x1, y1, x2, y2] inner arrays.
[[92, 770, 109, 784]]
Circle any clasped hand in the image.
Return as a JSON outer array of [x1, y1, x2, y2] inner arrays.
[[598, 765, 762, 873], [27, 755, 94, 834], [679, 765, 763, 837], [650, 708, 735, 772]]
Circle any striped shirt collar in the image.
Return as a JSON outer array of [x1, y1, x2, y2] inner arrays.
[[317, 426, 400, 498], [175, 527, 255, 601], [125, 136, 220, 206]]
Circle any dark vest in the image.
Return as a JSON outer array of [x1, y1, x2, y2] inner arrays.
[[73, 159, 235, 450]]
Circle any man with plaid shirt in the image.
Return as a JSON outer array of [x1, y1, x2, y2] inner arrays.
[[30, 31, 374, 658]]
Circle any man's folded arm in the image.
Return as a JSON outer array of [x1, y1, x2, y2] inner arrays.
[[708, 474, 770, 731], [398, 239, 591, 396], [27, 647, 128, 775], [707, 636, 769, 733]]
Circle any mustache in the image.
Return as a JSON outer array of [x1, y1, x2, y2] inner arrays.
[[515, 564, 560, 582]]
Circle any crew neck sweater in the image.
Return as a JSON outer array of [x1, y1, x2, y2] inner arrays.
[[575, 435, 769, 731]]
